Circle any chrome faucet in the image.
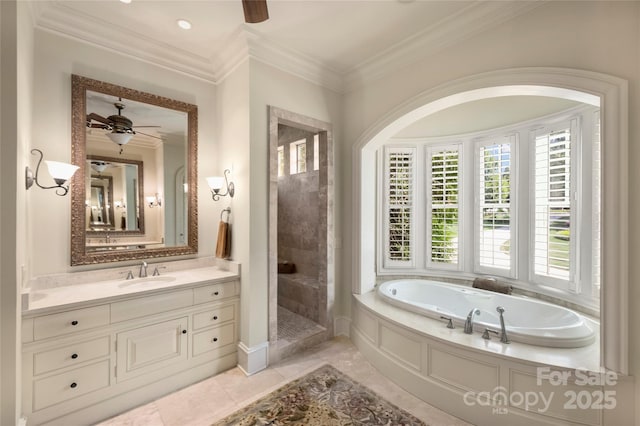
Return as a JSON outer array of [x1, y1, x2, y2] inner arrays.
[[464, 308, 481, 334], [139, 261, 148, 278], [496, 306, 510, 344]]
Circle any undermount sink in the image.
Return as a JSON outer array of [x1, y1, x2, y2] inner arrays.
[[118, 276, 177, 288]]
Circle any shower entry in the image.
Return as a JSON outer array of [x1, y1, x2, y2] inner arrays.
[[268, 106, 334, 363]]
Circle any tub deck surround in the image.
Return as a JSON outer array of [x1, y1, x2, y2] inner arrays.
[[23, 257, 240, 315], [357, 291, 600, 372], [351, 293, 628, 426], [378, 279, 596, 348]]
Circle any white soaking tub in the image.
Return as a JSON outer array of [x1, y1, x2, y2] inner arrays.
[[377, 279, 595, 348]]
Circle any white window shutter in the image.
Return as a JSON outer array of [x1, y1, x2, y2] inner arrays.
[[383, 147, 415, 268]]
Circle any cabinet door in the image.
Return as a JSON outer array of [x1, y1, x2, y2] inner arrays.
[[116, 317, 188, 382]]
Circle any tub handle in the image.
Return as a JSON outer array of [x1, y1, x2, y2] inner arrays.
[[439, 316, 455, 329], [482, 328, 499, 340]]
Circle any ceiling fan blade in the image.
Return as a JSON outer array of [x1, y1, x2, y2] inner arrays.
[[135, 131, 163, 140], [242, 0, 269, 23], [132, 125, 161, 128], [89, 123, 109, 129], [87, 112, 111, 125]]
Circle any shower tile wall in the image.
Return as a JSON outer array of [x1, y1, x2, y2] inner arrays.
[[278, 125, 320, 323]]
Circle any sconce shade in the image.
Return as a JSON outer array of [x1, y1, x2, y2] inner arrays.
[[206, 176, 224, 192], [45, 160, 80, 182], [107, 132, 133, 146]]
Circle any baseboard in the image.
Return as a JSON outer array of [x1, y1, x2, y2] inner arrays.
[[237, 341, 269, 376], [334, 315, 351, 337]]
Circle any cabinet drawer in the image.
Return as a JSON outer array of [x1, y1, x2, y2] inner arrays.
[[192, 322, 235, 357], [193, 304, 236, 330], [193, 281, 238, 304], [33, 359, 110, 411], [33, 305, 110, 340], [111, 289, 192, 323], [33, 336, 110, 376]]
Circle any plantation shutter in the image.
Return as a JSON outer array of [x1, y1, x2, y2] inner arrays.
[[383, 147, 415, 268], [532, 123, 575, 288], [476, 137, 514, 275], [427, 146, 461, 268]]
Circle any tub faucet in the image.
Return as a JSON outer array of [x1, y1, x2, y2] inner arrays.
[[496, 306, 510, 344], [139, 261, 148, 278], [464, 308, 481, 334]]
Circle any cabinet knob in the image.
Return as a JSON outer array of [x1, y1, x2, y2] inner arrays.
[[213, 291, 219, 296], [70, 382, 77, 389], [212, 337, 218, 342], [213, 316, 218, 321], [71, 320, 78, 326], [182, 330, 187, 334], [71, 353, 78, 359]]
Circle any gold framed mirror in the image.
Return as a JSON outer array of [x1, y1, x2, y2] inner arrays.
[[71, 75, 198, 265]]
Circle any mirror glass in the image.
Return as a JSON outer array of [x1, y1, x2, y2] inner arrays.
[[71, 75, 198, 265]]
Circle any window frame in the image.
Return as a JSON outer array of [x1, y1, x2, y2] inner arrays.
[[376, 105, 599, 306]]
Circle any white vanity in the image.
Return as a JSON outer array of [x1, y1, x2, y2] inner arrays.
[[21, 260, 239, 426]]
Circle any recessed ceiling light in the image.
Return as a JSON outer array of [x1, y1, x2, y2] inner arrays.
[[177, 19, 192, 30], [119, 0, 132, 4]]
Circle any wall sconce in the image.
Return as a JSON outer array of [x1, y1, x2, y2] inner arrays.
[[25, 149, 79, 196], [146, 194, 161, 208], [206, 169, 235, 201]]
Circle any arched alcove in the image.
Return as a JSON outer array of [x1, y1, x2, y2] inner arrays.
[[351, 68, 628, 374]]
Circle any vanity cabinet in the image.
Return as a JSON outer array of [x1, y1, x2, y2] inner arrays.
[[22, 278, 240, 426]]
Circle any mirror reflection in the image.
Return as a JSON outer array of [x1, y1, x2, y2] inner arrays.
[[71, 75, 198, 265]]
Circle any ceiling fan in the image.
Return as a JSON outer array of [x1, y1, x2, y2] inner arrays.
[[242, 0, 269, 23], [86, 100, 161, 151]]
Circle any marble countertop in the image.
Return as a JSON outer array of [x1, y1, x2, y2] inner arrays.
[[23, 264, 239, 317], [355, 291, 601, 372]]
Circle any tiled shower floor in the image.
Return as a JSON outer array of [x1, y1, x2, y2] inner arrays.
[[276, 305, 325, 343]]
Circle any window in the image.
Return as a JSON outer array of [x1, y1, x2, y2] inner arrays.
[[427, 145, 461, 268], [377, 106, 600, 305], [277, 146, 285, 177], [313, 134, 320, 171], [531, 120, 577, 290], [476, 137, 514, 276], [383, 147, 415, 267], [289, 139, 307, 174]]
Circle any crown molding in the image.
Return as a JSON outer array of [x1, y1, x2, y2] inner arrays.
[[34, 1, 219, 84], [32, 1, 543, 93], [342, 1, 544, 93]]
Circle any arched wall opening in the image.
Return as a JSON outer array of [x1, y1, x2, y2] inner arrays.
[[351, 68, 628, 374]]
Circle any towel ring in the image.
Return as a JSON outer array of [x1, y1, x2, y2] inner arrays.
[[220, 207, 231, 221]]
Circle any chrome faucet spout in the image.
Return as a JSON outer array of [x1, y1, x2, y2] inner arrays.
[[496, 306, 510, 344], [139, 261, 148, 278], [463, 308, 481, 334]]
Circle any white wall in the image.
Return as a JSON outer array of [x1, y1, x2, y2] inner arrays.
[[342, 1, 639, 421], [216, 58, 342, 352], [29, 30, 217, 277]]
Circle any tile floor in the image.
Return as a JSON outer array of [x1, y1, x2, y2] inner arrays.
[[97, 337, 471, 426]]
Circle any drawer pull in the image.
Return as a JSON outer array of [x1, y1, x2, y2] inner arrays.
[[182, 330, 187, 334], [71, 320, 78, 326], [213, 316, 218, 320], [71, 353, 78, 359], [70, 382, 77, 389], [212, 337, 218, 342], [212, 291, 219, 296]]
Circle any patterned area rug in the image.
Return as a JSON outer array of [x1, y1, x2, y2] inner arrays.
[[212, 364, 427, 425]]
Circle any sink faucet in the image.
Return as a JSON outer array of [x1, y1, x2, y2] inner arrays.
[[139, 261, 148, 278], [496, 306, 510, 344], [464, 308, 481, 334]]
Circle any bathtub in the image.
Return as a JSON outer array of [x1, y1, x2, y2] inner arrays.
[[377, 279, 595, 348]]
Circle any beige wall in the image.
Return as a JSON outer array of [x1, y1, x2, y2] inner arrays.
[[29, 30, 218, 277], [341, 1, 639, 421]]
